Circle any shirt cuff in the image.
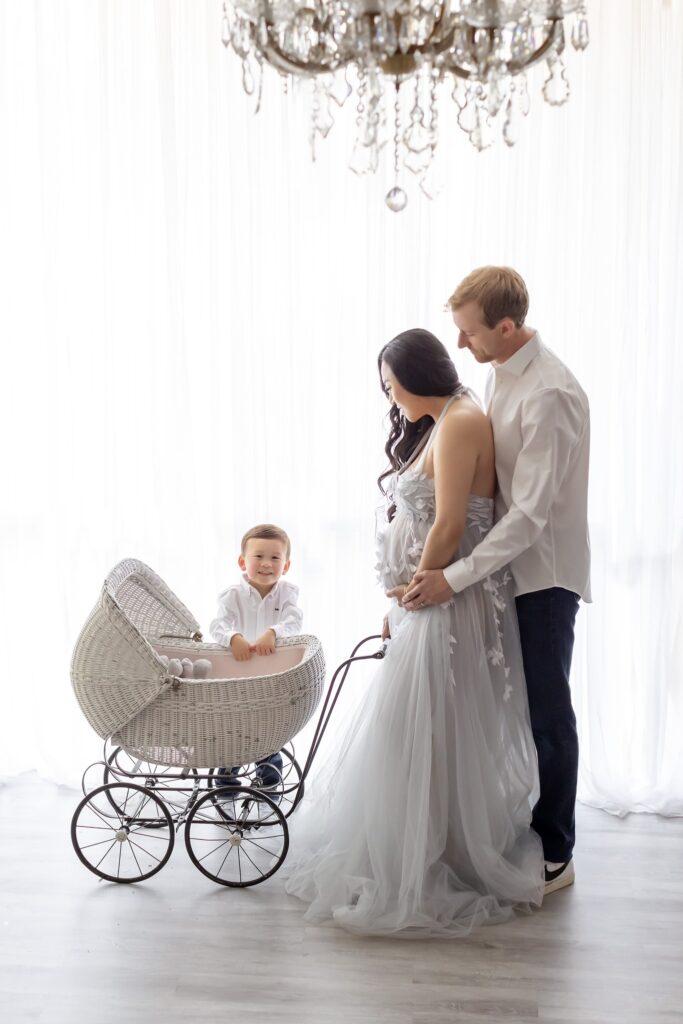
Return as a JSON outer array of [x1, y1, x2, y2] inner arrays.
[[212, 627, 241, 647], [443, 559, 474, 594]]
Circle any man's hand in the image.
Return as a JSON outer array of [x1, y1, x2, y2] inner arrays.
[[230, 634, 252, 662], [253, 629, 276, 656], [402, 569, 454, 610]]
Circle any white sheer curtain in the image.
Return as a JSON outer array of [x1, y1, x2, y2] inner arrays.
[[0, 0, 681, 810]]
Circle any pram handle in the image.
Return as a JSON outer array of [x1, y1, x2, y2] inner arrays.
[[298, 634, 386, 792]]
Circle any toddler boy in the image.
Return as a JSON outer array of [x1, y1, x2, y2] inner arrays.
[[210, 523, 303, 790]]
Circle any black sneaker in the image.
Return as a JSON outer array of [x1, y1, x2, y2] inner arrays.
[[544, 859, 575, 896]]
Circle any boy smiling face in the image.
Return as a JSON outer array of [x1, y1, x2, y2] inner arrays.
[[239, 537, 290, 596]]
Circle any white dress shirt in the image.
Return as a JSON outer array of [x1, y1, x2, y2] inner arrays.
[[443, 332, 591, 601], [210, 576, 303, 646]]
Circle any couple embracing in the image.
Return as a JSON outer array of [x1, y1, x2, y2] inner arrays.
[[285, 266, 591, 938]]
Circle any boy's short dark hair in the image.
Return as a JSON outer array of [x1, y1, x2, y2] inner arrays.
[[241, 524, 291, 559]]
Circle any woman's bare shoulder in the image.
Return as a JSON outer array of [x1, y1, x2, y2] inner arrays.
[[438, 397, 491, 444]]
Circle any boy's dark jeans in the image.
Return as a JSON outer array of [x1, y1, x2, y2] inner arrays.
[[515, 586, 580, 864], [219, 751, 283, 784], [255, 751, 283, 784]]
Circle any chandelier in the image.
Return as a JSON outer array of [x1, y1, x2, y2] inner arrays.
[[221, 1, 590, 210]]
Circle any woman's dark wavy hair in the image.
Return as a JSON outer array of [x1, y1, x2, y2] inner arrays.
[[378, 328, 461, 516]]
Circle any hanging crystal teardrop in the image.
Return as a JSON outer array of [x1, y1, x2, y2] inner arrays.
[[510, 21, 531, 63], [452, 80, 467, 110], [452, 25, 470, 65], [517, 72, 531, 116], [242, 57, 255, 96], [572, 16, 589, 51], [374, 13, 387, 49], [503, 95, 520, 147], [327, 69, 353, 108], [415, 13, 435, 47], [398, 16, 415, 55], [232, 18, 251, 60], [349, 139, 379, 176], [542, 56, 570, 106], [385, 186, 408, 212], [384, 16, 398, 55], [485, 73, 506, 118], [457, 89, 478, 133], [473, 28, 491, 65], [419, 161, 444, 201], [315, 94, 335, 139], [468, 102, 492, 151], [221, 12, 231, 48]]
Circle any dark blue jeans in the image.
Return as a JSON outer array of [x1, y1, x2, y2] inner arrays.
[[515, 587, 580, 863]]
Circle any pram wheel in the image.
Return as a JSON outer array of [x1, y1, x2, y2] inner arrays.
[[71, 783, 174, 883], [103, 747, 200, 827], [184, 787, 288, 887]]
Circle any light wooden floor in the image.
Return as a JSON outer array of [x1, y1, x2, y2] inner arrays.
[[1, 774, 682, 1024]]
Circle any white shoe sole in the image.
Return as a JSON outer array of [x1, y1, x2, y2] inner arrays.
[[544, 861, 575, 896]]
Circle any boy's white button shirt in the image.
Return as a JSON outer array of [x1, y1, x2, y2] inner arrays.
[[210, 576, 304, 646], [443, 332, 592, 601]]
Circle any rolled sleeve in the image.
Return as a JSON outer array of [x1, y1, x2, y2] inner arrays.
[[209, 592, 242, 647]]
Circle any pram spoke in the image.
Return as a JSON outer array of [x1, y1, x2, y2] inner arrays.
[[184, 788, 289, 887], [103, 747, 200, 827], [71, 783, 175, 883]]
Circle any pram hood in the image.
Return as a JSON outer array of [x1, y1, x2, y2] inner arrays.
[[71, 558, 194, 738]]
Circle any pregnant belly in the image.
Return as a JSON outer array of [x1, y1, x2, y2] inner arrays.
[[379, 518, 425, 590]]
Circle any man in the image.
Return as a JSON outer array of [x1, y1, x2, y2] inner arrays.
[[403, 266, 591, 896]]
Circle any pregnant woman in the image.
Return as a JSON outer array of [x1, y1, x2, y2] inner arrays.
[[285, 328, 544, 937]]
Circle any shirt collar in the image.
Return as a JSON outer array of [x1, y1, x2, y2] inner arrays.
[[241, 573, 280, 600], [493, 332, 541, 378]]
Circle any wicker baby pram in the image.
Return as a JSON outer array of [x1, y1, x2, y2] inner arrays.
[[72, 557, 325, 768], [71, 558, 385, 888]]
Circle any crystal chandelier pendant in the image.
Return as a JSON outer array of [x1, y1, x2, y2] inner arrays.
[[385, 185, 408, 212], [572, 9, 590, 51], [503, 94, 521, 147], [221, 4, 231, 48], [325, 70, 353, 108], [220, 0, 591, 205], [542, 55, 571, 106]]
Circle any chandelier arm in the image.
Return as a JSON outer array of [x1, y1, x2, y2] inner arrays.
[[508, 17, 562, 73], [260, 42, 352, 78], [258, 12, 461, 81], [448, 18, 561, 81]]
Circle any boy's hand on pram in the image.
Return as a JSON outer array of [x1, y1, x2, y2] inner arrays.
[[253, 629, 276, 656], [230, 634, 253, 662]]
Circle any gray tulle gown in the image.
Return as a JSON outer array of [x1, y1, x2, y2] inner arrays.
[[284, 394, 544, 937]]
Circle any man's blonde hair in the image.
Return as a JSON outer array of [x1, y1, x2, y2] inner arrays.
[[241, 523, 291, 559], [446, 266, 529, 329]]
